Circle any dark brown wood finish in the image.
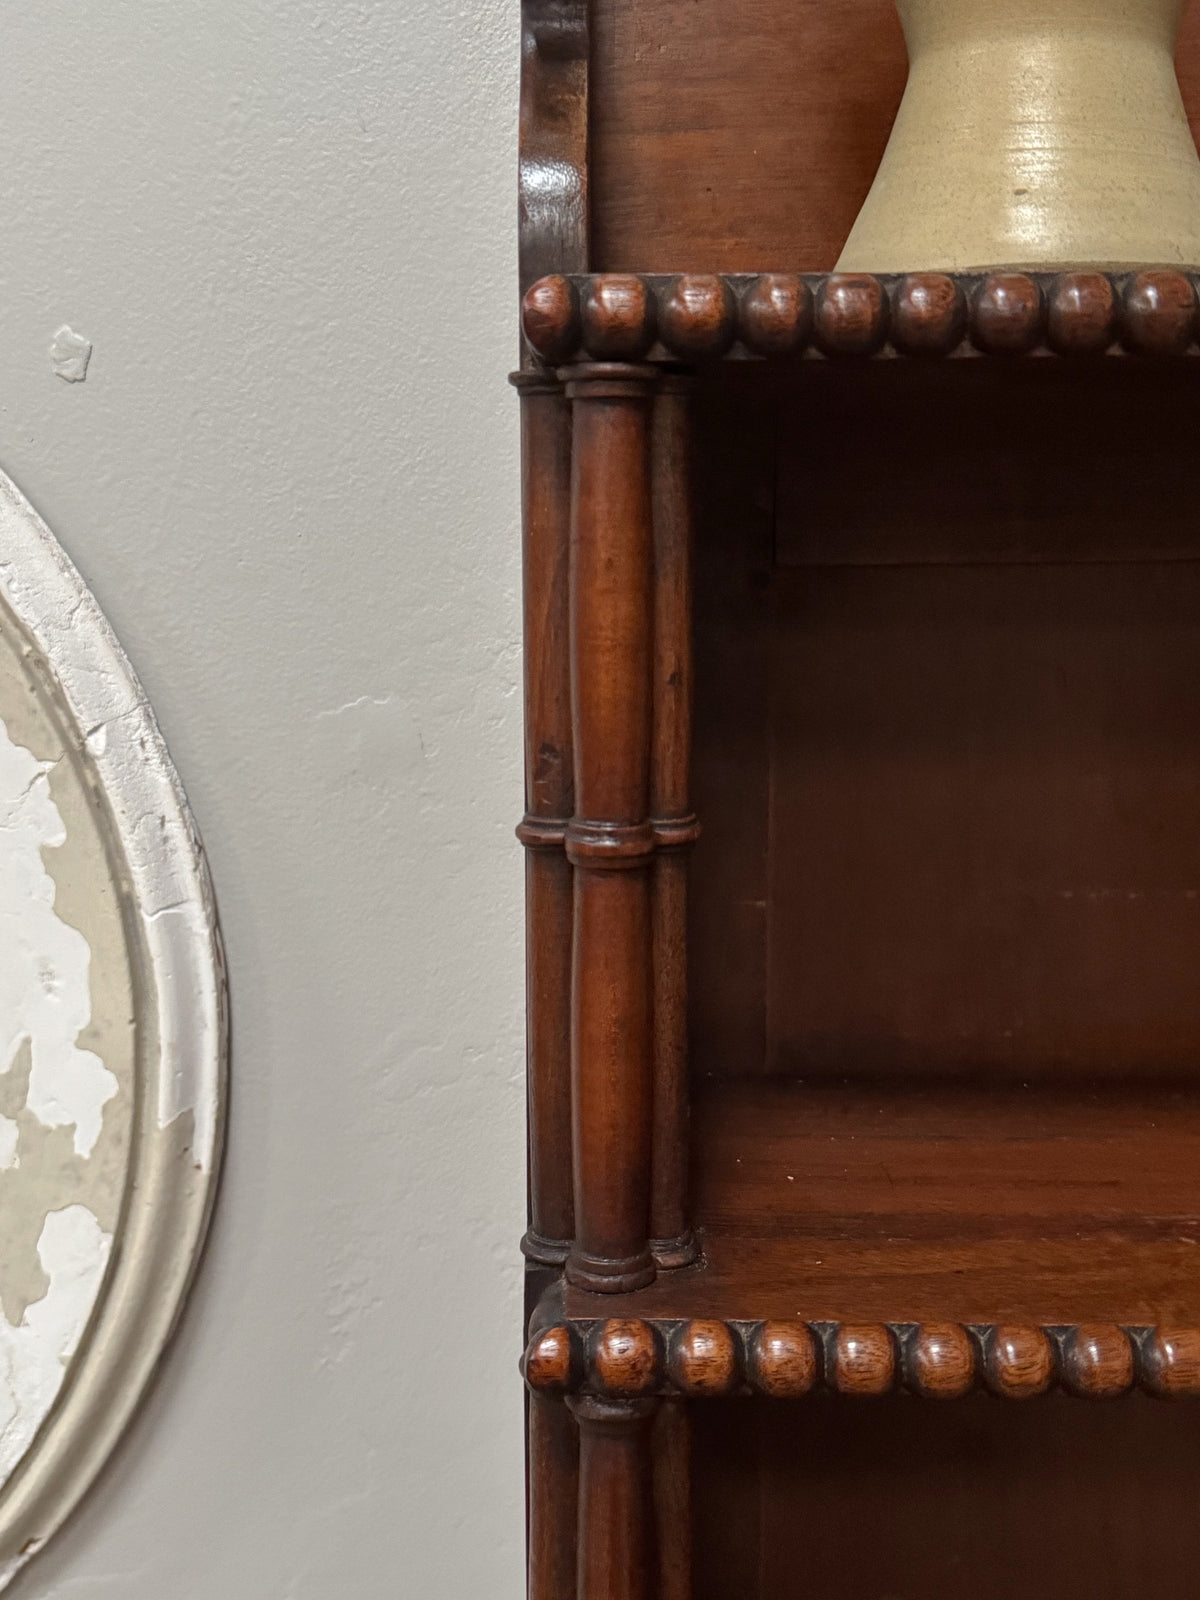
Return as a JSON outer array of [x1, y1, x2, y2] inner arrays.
[[526, 1316, 1200, 1402], [561, 1075, 1200, 1326], [666, 358, 1200, 1093], [651, 1401, 692, 1600], [768, 359, 1200, 1082], [687, 374, 775, 1082], [766, 556, 1200, 1078], [518, 0, 589, 296], [517, 7, 1200, 1595], [528, 1395, 579, 1600], [513, 372, 575, 1265], [693, 1394, 1200, 1600], [564, 364, 658, 1295], [590, 0, 906, 273], [569, 1396, 658, 1600], [649, 373, 699, 1268], [522, 269, 1200, 364]]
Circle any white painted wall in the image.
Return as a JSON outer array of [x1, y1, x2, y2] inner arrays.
[[0, 2, 524, 1595]]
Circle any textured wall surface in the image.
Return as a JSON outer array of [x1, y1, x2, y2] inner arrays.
[[0, 1, 524, 1595]]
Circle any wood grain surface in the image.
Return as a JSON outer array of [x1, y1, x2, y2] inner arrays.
[[564, 365, 660, 1294], [519, 9, 1200, 1595], [565, 1075, 1200, 1325]]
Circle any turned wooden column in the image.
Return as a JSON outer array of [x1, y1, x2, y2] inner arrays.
[[649, 372, 699, 1268], [563, 362, 658, 1294], [570, 1396, 658, 1600], [528, 1393, 579, 1600], [512, 370, 576, 1265]]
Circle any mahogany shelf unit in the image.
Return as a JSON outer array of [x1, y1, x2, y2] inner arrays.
[[515, 6, 1200, 1597]]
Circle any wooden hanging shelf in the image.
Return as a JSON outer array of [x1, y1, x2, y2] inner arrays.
[[517, 4, 1200, 1594], [522, 269, 1200, 365]]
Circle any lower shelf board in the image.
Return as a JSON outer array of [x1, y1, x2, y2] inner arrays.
[[527, 1075, 1200, 1401]]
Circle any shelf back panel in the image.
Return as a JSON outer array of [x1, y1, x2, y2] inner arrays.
[[693, 1395, 1200, 1600], [690, 364, 1200, 1081]]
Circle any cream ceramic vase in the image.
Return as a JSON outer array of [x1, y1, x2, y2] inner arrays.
[[836, 0, 1200, 272]]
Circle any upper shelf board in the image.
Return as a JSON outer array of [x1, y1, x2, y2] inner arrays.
[[522, 269, 1200, 366]]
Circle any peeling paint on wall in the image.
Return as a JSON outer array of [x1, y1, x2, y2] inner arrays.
[[0, 641, 132, 1504], [0, 716, 118, 1158], [0, 1206, 111, 1478]]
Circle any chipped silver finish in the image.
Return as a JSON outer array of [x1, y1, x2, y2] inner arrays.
[[0, 467, 227, 1587]]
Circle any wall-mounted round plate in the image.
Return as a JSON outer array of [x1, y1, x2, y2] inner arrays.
[[0, 468, 226, 1586]]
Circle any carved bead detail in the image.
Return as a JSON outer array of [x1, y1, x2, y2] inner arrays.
[[815, 275, 890, 357], [522, 272, 1200, 363], [1121, 270, 1197, 355], [1047, 273, 1116, 355], [740, 274, 814, 356], [987, 1326, 1054, 1398], [1142, 1327, 1200, 1396], [1064, 1324, 1134, 1398], [659, 275, 736, 358], [524, 1324, 575, 1391], [907, 1322, 976, 1399], [891, 274, 966, 356], [522, 274, 581, 364], [750, 1321, 819, 1397], [580, 275, 656, 360], [591, 1320, 660, 1397], [523, 1318, 1200, 1398], [971, 274, 1044, 354], [833, 1325, 895, 1396], [669, 1320, 739, 1396]]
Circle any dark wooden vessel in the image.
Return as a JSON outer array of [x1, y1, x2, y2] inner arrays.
[[516, 8, 1200, 1595]]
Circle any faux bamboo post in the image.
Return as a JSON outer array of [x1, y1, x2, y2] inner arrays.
[[512, 370, 576, 1265], [569, 1396, 658, 1600], [649, 372, 699, 1268], [528, 1393, 579, 1600], [563, 362, 658, 1295]]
